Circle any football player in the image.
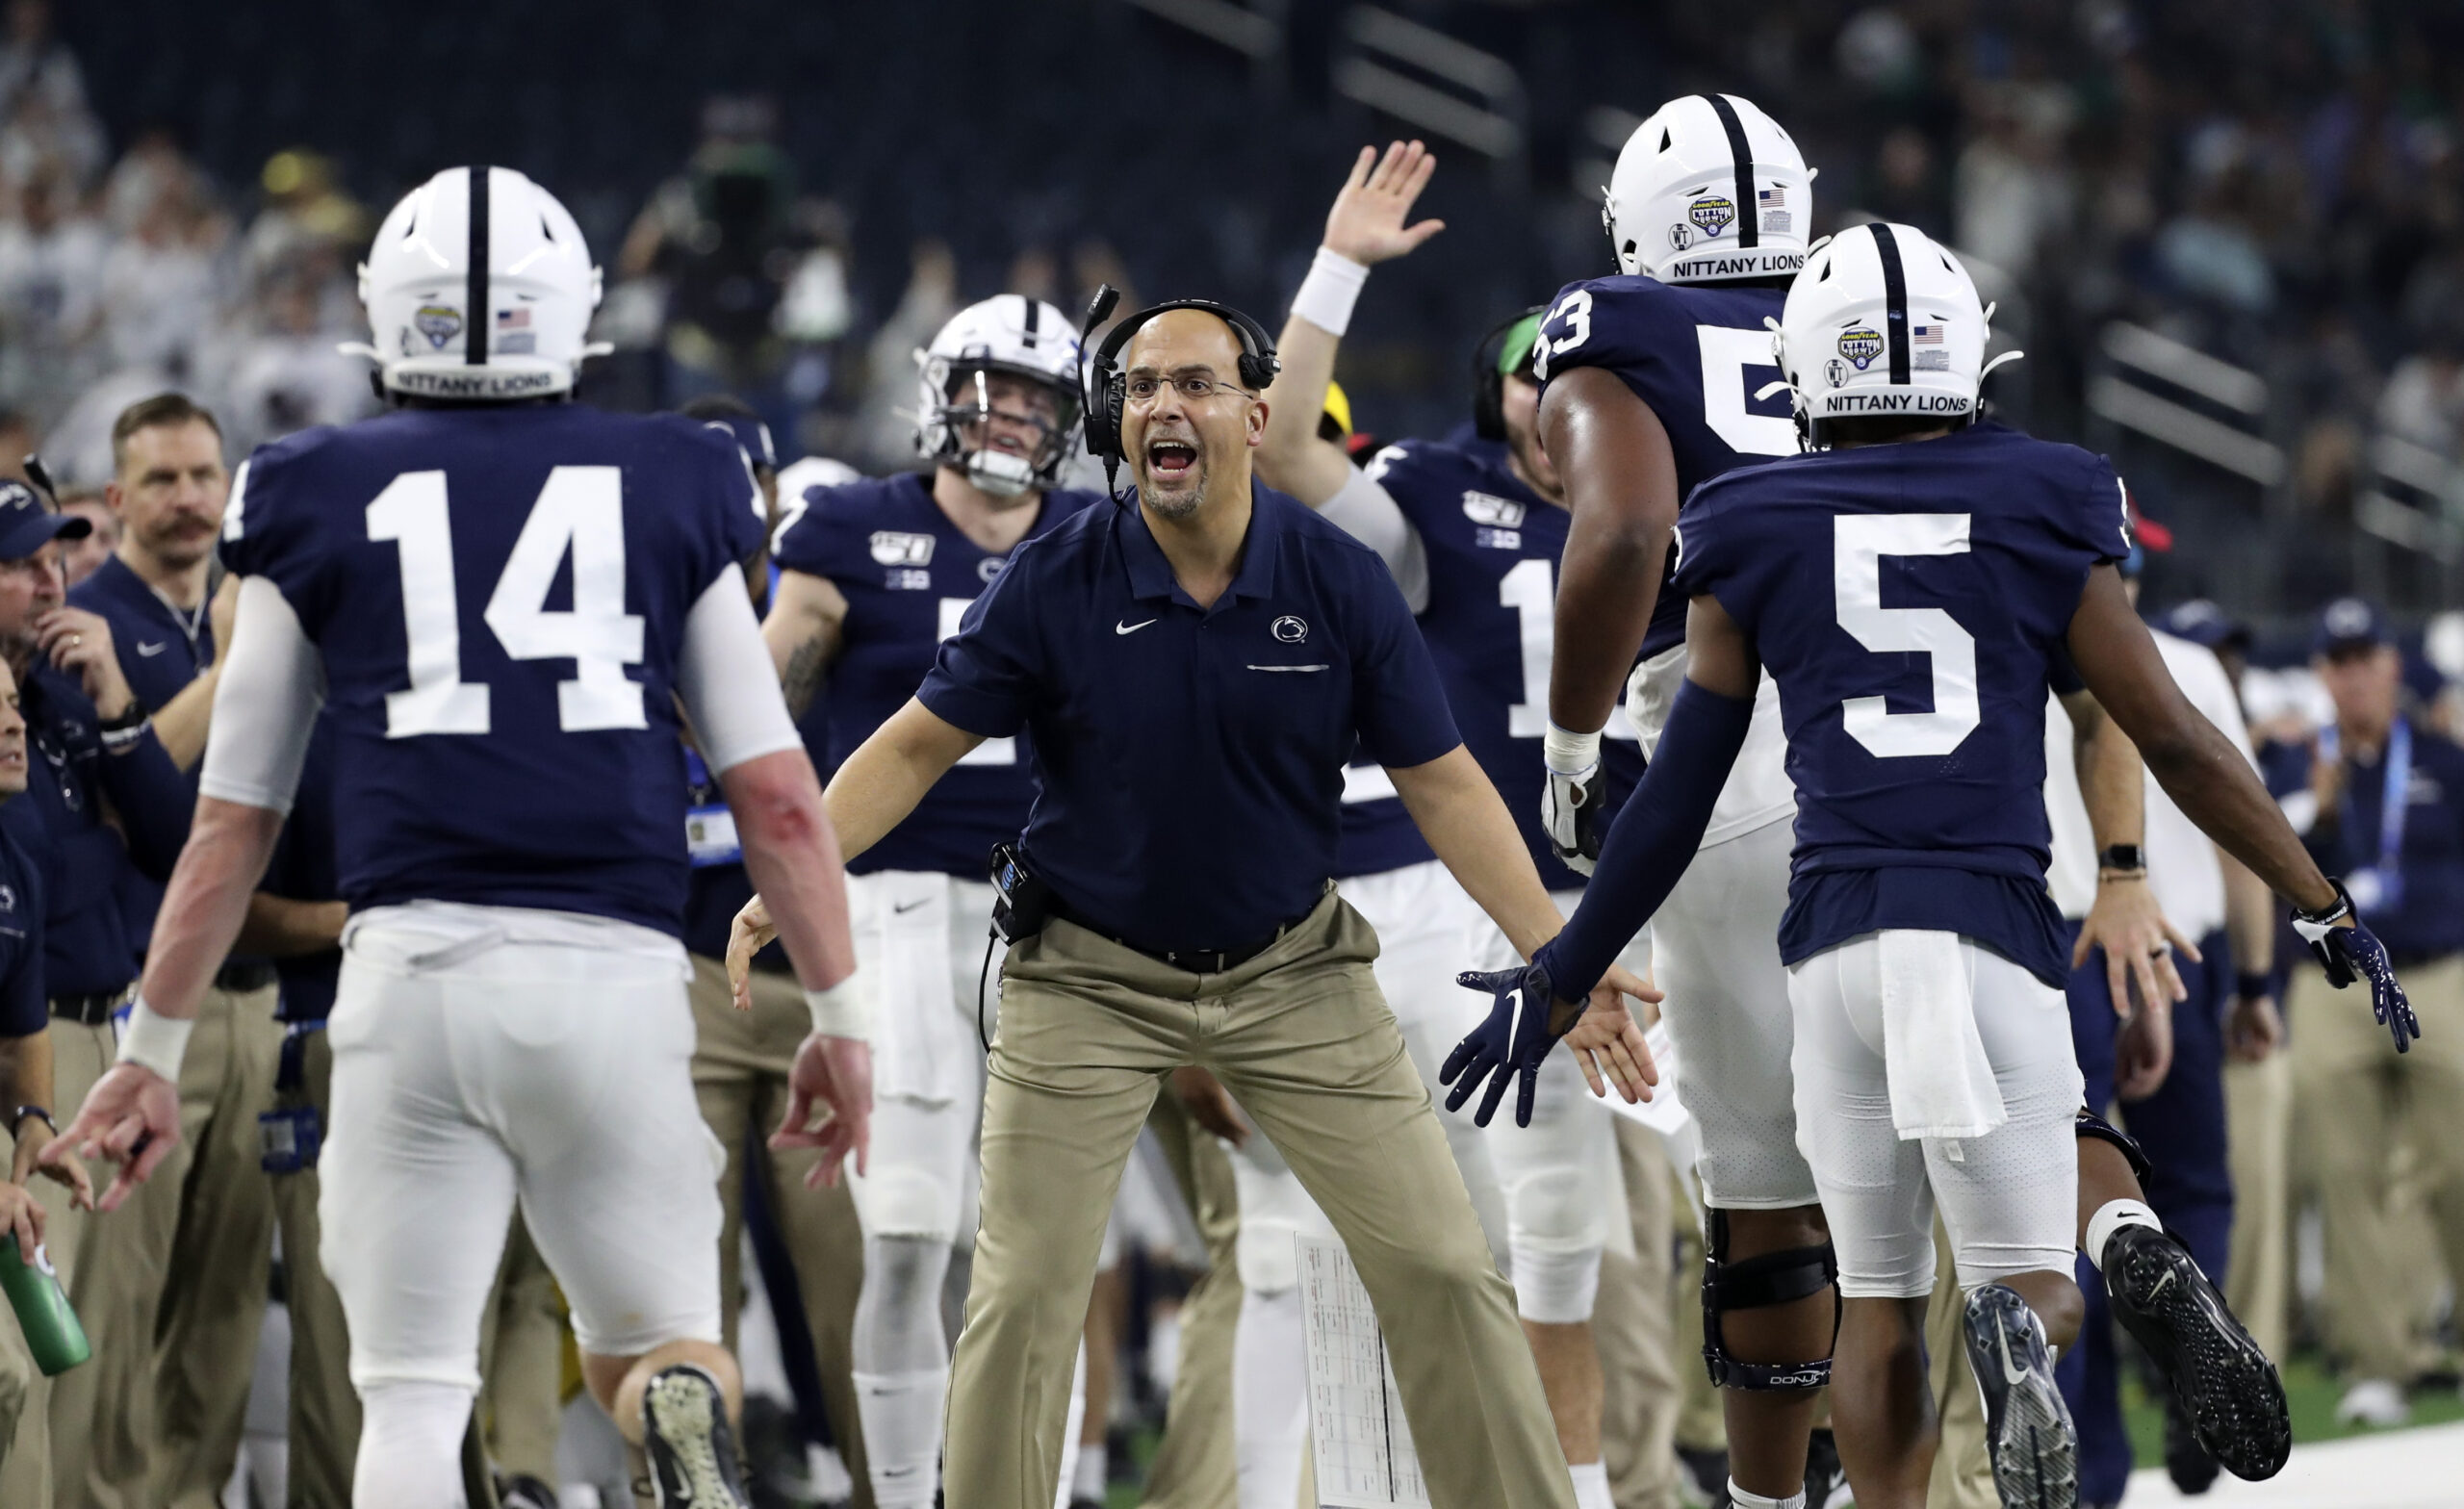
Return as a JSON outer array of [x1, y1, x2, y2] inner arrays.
[[1467, 221, 2416, 1509], [1249, 140, 1650, 1509], [750, 294, 1107, 1509], [49, 166, 871, 1509]]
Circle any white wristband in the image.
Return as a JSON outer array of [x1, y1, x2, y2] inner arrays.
[[115, 998, 193, 1082], [1290, 246, 1370, 338], [1544, 722, 1603, 778], [806, 976, 870, 1041]]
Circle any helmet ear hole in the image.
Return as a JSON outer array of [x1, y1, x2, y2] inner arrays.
[[1622, 240, 1636, 257], [1659, 128, 1673, 151]]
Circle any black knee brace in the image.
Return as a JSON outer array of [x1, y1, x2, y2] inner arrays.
[[1701, 1209, 1838, 1392], [2074, 1106, 2154, 1186]]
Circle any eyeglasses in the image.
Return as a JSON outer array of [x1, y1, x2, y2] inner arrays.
[[1123, 373, 1254, 407]]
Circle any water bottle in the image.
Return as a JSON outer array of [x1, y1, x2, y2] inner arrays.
[[0, 1231, 90, 1374]]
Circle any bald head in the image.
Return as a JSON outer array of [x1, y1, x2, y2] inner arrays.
[[1120, 310, 1267, 521]]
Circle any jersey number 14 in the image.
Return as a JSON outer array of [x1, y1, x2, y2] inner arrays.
[[368, 467, 646, 738]]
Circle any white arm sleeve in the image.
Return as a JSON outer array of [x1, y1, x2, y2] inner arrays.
[[197, 575, 325, 814], [1318, 464, 1430, 613], [678, 568, 806, 774]]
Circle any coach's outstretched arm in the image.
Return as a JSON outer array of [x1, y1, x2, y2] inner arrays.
[[46, 575, 311, 1208], [2065, 564, 2420, 1051]]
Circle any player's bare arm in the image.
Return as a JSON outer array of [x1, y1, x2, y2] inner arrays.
[[1388, 746, 1656, 1102], [2063, 688, 2197, 1019], [763, 566, 849, 719], [725, 696, 981, 1003], [1257, 140, 1444, 506], [1540, 367, 1681, 736]]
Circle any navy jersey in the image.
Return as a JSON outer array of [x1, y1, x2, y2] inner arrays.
[[220, 404, 766, 936], [1671, 423, 2132, 985], [771, 472, 1100, 877], [1533, 275, 1796, 657], [0, 820, 45, 1036], [1362, 436, 1644, 890]]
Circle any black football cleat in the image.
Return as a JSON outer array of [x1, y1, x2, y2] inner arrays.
[[1963, 1284, 2079, 1509], [640, 1363, 753, 1508], [1803, 1425, 1850, 1508], [2100, 1221, 2290, 1483]]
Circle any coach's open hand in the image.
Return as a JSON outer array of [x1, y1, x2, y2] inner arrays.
[[1443, 954, 1657, 1128], [45, 1062, 179, 1213], [12, 1124, 90, 1214], [726, 894, 778, 1011], [769, 1031, 874, 1189]]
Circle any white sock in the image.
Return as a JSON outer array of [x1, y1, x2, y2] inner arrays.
[[2084, 1198, 2162, 1272], [1234, 1286, 1311, 1509], [1570, 1459, 1614, 1509], [853, 1367, 948, 1509], [1072, 1440, 1108, 1502], [1725, 1481, 1806, 1509], [352, 1381, 474, 1509]]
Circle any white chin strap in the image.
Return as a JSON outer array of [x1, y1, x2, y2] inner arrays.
[[963, 448, 1037, 498]]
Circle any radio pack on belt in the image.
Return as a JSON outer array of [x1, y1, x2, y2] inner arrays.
[[988, 840, 1054, 944]]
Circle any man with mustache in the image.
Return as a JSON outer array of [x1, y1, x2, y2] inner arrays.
[[735, 298, 1658, 1509]]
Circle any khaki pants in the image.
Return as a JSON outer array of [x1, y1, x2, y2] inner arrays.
[[1597, 1118, 1682, 1509], [42, 987, 279, 1509], [2289, 954, 2464, 1380], [689, 956, 871, 1502], [945, 893, 1571, 1509], [279, 1022, 561, 1508], [2223, 1043, 2294, 1365], [1139, 1092, 1240, 1509], [1924, 1221, 1995, 1509]]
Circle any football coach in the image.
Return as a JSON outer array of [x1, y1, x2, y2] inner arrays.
[[732, 294, 1655, 1509]]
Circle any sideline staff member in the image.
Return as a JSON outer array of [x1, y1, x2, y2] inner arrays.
[[734, 300, 1655, 1509]]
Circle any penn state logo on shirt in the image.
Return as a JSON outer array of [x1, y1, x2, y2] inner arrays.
[[1461, 491, 1527, 529], [1836, 326, 1885, 371], [414, 304, 462, 350], [977, 556, 1005, 584], [869, 531, 936, 567], [1687, 194, 1736, 238], [1271, 615, 1309, 644], [0, 883, 15, 912]]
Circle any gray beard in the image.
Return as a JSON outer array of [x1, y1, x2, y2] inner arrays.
[[1142, 461, 1207, 520]]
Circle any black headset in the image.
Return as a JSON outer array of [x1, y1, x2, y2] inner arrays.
[[1077, 285, 1280, 491], [1470, 305, 1549, 443]]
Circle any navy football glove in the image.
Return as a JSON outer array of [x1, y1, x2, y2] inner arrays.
[[2292, 881, 2421, 1054], [1441, 953, 1586, 1128]]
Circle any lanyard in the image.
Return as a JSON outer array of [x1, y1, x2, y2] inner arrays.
[[2321, 715, 2410, 911]]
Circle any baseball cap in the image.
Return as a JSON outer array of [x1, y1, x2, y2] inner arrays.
[[2154, 598, 2249, 652], [0, 478, 90, 560], [2313, 596, 2391, 657]]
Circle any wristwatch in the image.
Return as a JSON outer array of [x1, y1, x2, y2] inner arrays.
[[10, 1105, 52, 1138], [2098, 843, 2145, 873]]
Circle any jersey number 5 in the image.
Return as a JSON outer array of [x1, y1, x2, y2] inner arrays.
[[367, 468, 646, 738], [1834, 514, 1979, 758]]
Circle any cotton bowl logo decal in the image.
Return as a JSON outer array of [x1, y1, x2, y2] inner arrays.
[[1687, 195, 1736, 238], [1271, 615, 1308, 644], [1836, 326, 1885, 370], [414, 305, 462, 349]]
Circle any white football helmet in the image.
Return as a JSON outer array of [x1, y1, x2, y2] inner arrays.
[[913, 294, 1084, 497], [347, 166, 605, 400], [1770, 221, 2021, 445], [1604, 93, 1812, 284]]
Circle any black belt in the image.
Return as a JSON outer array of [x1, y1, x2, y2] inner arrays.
[[50, 990, 130, 1027], [215, 959, 279, 993], [1052, 900, 1292, 976]]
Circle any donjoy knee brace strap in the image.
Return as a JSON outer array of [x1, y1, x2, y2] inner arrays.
[[1702, 1210, 1837, 1392]]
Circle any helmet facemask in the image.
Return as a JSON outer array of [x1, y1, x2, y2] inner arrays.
[[925, 364, 1078, 498]]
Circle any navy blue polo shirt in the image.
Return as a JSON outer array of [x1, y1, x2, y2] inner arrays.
[[2262, 724, 2464, 963], [69, 553, 217, 959], [0, 819, 47, 1036], [259, 718, 342, 1023], [1, 663, 191, 999], [919, 484, 1462, 953]]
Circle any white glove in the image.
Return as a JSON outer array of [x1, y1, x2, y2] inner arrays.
[[1542, 724, 1606, 876]]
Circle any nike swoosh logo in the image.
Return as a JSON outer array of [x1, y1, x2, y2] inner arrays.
[[2149, 1269, 2177, 1302], [1245, 663, 1329, 673], [892, 899, 929, 914], [1506, 985, 1526, 1052], [1998, 1320, 2030, 1387], [1116, 618, 1157, 635], [137, 641, 168, 656]]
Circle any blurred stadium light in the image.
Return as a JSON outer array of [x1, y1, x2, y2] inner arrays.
[[1335, 8, 1527, 189], [2089, 323, 2285, 488]]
